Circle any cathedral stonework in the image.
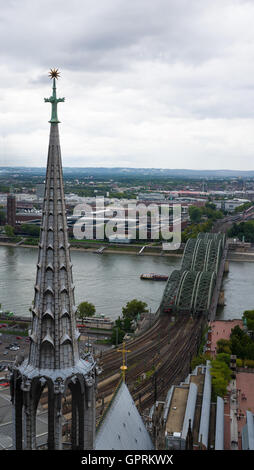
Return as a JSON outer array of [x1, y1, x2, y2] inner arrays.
[[10, 71, 98, 450]]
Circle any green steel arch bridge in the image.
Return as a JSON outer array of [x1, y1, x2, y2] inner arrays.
[[159, 233, 227, 319]]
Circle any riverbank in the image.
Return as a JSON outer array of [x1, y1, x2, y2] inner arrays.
[[227, 251, 254, 262], [2, 239, 254, 260], [0, 240, 183, 257]]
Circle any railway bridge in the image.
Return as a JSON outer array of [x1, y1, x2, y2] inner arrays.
[[96, 232, 228, 415], [160, 232, 227, 320]]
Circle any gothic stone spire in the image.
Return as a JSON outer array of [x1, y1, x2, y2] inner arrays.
[[29, 125, 79, 369], [28, 70, 78, 369], [10, 71, 98, 450]]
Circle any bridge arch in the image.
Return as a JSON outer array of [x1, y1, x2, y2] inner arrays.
[[159, 232, 227, 317], [192, 271, 216, 313]]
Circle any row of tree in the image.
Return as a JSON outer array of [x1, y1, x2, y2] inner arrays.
[[191, 313, 254, 399], [228, 220, 254, 243], [217, 323, 254, 361], [76, 298, 149, 345], [182, 202, 224, 242], [188, 202, 224, 224], [111, 299, 148, 345]]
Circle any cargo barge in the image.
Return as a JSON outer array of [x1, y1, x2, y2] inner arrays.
[[140, 273, 168, 281]]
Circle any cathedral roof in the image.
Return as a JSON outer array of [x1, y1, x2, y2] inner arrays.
[[95, 381, 154, 450]]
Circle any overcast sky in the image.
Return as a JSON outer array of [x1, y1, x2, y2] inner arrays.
[[1, 0, 254, 170]]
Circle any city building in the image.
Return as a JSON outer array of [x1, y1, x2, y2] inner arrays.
[[162, 361, 222, 450], [213, 199, 249, 212], [7, 194, 16, 227], [242, 411, 254, 450], [137, 192, 166, 201], [36, 183, 45, 200]]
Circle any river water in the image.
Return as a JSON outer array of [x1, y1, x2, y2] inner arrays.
[[0, 245, 253, 321]]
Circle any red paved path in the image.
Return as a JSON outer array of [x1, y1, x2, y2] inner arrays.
[[208, 319, 243, 358]]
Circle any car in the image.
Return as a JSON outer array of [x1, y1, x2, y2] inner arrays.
[[3, 351, 8, 355], [10, 346, 19, 351], [16, 336, 22, 340], [0, 382, 9, 387]]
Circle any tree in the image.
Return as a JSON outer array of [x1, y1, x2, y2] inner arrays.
[[0, 209, 6, 225], [4, 224, 14, 237], [191, 353, 210, 370], [243, 310, 254, 331], [205, 202, 217, 211], [111, 326, 125, 346], [216, 338, 231, 354], [211, 358, 232, 399], [216, 353, 231, 366], [77, 301, 96, 323], [228, 220, 254, 243], [20, 224, 40, 237], [122, 299, 148, 321], [229, 324, 254, 360], [188, 206, 202, 224]]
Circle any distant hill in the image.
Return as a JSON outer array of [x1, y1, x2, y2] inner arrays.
[[1, 166, 254, 179]]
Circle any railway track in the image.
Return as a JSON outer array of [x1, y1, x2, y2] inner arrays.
[[38, 313, 205, 426], [134, 319, 203, 410], [97, 314, 205, 415], [98, 316, 180, 385]]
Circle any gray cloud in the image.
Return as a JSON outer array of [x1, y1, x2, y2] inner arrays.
[[0, 0, 254, 169]]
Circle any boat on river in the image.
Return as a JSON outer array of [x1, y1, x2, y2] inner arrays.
[[140, 273, 168, 281]]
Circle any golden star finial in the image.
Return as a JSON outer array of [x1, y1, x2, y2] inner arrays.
[[49, 68, 60, 79]]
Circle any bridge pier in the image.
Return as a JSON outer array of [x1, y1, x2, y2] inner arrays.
[[218, 290, 225, 306], [224, 260, 229, 273]]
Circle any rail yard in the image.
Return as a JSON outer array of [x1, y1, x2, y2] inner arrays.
[[0, 231, 227, 444], [96, 313, 206, 417], [96, 232, 226, 420]]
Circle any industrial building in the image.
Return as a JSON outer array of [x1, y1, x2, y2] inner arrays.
[[157, 361, 224, 450], [6, 194, 16, 227], [242, 411, 254, 450]]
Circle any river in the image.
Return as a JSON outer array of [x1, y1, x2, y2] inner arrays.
[[0, 245, 253, 321]]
